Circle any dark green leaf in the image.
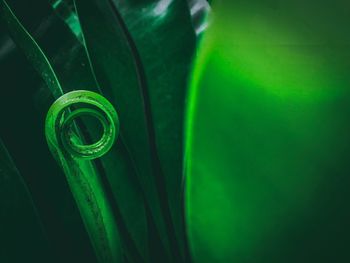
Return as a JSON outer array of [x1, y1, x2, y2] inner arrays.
[[0, 138, 52, 262]]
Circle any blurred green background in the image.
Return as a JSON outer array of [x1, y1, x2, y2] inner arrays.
[[186, 0, 350, 262]]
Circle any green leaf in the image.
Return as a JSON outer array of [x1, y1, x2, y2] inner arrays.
[[186, 1, 350, 262], [0, 1, 99, 262], [45, 90, 122, 263], [0, 1, 127, 262], [76, 0, 200, 261], [113, 1, 201, 259]]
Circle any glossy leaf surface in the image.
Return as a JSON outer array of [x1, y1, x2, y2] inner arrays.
[[75, 0, 200, 261]]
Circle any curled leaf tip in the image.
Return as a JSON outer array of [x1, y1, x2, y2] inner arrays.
[[45, 90, 119, 160], [45, 90, 121, 263]]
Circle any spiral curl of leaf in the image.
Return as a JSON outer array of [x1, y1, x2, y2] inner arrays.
[[45, 90, 121, 263], [45, 90, 119, 160]]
